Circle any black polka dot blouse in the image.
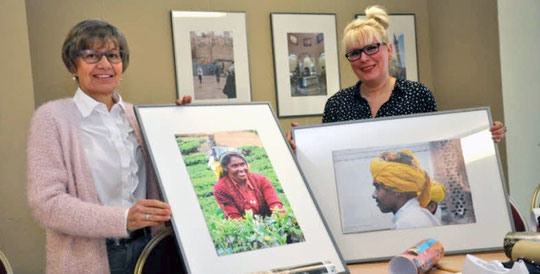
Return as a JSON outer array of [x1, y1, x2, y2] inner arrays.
[[322, 78, 438, 123]]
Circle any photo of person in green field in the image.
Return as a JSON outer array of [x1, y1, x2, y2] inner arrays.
[[214, 151, 284, 219], [175, 130, 305, 256]]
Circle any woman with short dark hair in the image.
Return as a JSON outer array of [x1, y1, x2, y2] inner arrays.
[[27, 19, 190, 273]]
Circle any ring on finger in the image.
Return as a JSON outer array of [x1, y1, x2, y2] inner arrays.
[[145, 213, 150, 221]]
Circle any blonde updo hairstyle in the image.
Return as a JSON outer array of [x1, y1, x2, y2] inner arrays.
[[342, 5, 390, 53]]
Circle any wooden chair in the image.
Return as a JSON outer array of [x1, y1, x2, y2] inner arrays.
[[0, 250, 13, 274]]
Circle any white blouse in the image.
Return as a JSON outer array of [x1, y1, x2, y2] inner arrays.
[[73, 88, 145, 207]]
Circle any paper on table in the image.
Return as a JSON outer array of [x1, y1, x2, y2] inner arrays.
[[462, 254, 528, 274]]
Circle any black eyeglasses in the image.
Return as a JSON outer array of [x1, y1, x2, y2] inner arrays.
[[77, 49, 125, 64], [345, 42, 386, 62]]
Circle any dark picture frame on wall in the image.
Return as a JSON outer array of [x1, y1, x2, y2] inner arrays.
[[355, 13, 419, 81], [293, 108, 513, 263], [171, 11, 252, 103], [134, 103, 349, 273], [270, 13, 341, 117]]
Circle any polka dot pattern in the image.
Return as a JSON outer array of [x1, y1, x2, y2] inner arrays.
[[322, 78, 438, 123]]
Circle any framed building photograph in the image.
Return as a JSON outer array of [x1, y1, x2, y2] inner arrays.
[[135, 103, 348, 273], [355, 14, 419, 81], [293, 108, 513, 262], [171, 11, 252, 103], [271, 13, 341, 117]]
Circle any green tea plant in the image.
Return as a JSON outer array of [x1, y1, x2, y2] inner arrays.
[[208, 208, 304, 255], [176, 138, 305, 255], [177, 137, 205, 154]]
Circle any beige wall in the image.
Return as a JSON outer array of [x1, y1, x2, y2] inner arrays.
[[3, 0, 504, 272], [498, 0, 540, 222], [0, 0, 45, 273], [25, 0, 432, 131], [427, 0, 507, 177]]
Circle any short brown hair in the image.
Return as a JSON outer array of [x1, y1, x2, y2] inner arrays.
[[61, 19, 129, 73]]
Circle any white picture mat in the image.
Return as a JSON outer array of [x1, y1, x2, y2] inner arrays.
[[136, 104, 346, 273], [271, 13, 340, 117], [171, 11, 251, 103], [356, 14, 418, 81], [293, 108, 512, 262]]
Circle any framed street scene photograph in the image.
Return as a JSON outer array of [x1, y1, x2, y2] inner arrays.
[[293, 108, 513, 262], [171, 11, 252, 103], [270, 13, 340, 117], [135, 103, 348, 273], [356, 14, 419, 81]]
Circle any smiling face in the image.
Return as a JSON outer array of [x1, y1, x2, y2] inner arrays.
[[226, 156, 248, 183], [75, 41, 123, 101], [347, 40, 392, 84]]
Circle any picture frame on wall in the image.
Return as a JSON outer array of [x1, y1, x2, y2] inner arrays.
[[171, 11, 252, 103], [355, 14, 419, 81], [135, 103, 348, 273], [270, 13, 341, 117], [293, 108, 513, 262]]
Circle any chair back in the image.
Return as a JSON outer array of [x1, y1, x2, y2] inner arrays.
[[0, 250, 13, 274], [532, 183, 540, 231], [508, 195, 528, 232], [134, 227, 185, 274]]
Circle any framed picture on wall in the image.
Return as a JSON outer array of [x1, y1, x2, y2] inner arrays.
[[355, 14, 419, 81], [171, 11, 252, 103], [293, 108, 513, 262], [135, 103, 348, 273], [270, 13, 341, 117]]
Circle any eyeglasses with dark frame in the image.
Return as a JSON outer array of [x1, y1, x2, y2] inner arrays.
[[77, 49, 125, 64], [345, 42, 386, 62]]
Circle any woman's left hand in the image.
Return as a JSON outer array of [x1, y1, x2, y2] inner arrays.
[[490, 121, 507, 143], [127, 199, 171, 231], [175, 95, 192, 105]]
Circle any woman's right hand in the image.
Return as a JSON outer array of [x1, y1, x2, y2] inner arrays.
[[285, 122, 299, 152], [127, 199, 171, 231]]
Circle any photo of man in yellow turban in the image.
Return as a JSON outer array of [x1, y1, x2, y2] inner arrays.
[[424, 181, 446, 224], [370, 149, 441, 230]]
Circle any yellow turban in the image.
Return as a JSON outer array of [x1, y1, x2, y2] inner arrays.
[[370, 149, 435, 208], [430, 182, 445, 203]]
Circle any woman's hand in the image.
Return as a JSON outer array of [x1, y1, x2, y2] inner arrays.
[[127, 199, 171, 231], [490, 121, 507, 143], [175, 95, 192, 105], [285, 122, 299, 152]]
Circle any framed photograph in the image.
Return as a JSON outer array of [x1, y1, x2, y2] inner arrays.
[[355, 14, 419, 81], [171, 11, 251, 103], [135, 103, 348, 273], [293, 108, 513, 262], [270, 13, 341, 117]]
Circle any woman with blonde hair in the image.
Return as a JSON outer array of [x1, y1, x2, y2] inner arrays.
[[288, 6, 506, 147]]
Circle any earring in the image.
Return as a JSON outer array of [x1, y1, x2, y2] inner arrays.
[[72, 75, 77, 81]]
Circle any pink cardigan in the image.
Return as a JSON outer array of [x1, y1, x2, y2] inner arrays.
[[27, 99, 159, 274]]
